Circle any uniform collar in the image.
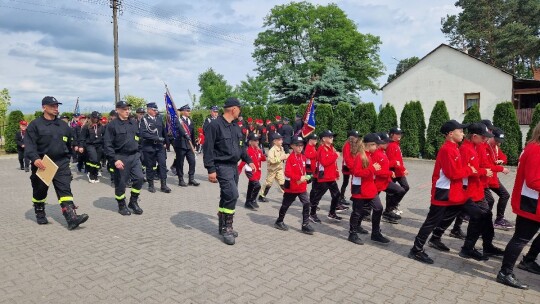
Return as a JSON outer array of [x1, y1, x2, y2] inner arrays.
[[42, 116, 60, 126]]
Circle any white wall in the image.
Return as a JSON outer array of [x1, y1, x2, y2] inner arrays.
[[382, 45, 514, 127]]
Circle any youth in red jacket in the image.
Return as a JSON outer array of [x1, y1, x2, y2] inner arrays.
[[316, 144, 339, 182], [511, 142, 540, 223], [239, 145, 266, 181], [459, 139, 489, 202], [284, 151, 308, 193], [373, 147, 392, 192], [342, 141, 353, 175], [350, 152, 378, 200], [487, 142, 508, 188], [304, 137, 318, 175], [387, 140, 406, 177]]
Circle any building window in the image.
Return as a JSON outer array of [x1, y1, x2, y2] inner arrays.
[[464, 93, 480, 112]]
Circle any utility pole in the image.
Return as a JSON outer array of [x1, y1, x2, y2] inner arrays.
[[111, 0, 121, 105]]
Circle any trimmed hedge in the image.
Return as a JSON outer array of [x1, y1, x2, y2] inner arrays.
[[315, 103, 333, 136], [332, 102, 352, 150], [240, 106, 252, 120], [377, 103, 398, 133], [4, 110, 25, 153], [282, 104, 296, 121], [462, 103, 481, 124], [526, 103, 540, 142], [352, 102, 377, 136], [251, 105, 265, 121], [425, 100, 450, 159], [266, 104, 281, 121], [191, 110, 207, 130], [400, 102, 420, 157], [493, 102, 522, 166], [411, 101, 426, 156]]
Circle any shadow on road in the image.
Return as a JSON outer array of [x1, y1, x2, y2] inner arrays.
[[93, 197, 119, 213], [170, 210, 221, 240]]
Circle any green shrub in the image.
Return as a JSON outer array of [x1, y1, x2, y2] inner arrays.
[[462, 103, 481, 124], [266, 104, 281, 121], [526, 103, 540, 142], [191, 110, 207, 130], [240, 106, 252, 120], [352, 102, 377, 136], [4, 110, 25, 153], [425, 101, 450, 159], [34, 111, 43, 119], [411, 101, 426, 156], [377, 103, 398, 133], [251, 105, 265, 121], [315, 103, 333, 135], [332, 102, 352, 150], [493, 102, 522, 165], [400, 102, 420, 157], [281, 104, 296, 121]]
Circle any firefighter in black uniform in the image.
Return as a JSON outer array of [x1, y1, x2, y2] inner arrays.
[[203, 97, 255, 245], [24, 96, 89, 230], [202, 105, 219, 131], [174, 104, 200, 187], [103, 101, 144, 216], [140, 102, 171, 193], [80, 111, 105, 183], [279, 117, 294, 154], [15, 120, 30, 171]]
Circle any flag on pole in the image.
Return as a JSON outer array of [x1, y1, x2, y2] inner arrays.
[[164, 86, 179, 139], [73, 97, 80, 116], [301, 95, 316, 137]]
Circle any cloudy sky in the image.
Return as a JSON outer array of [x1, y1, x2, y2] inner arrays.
[[0, 0, 460, 113]]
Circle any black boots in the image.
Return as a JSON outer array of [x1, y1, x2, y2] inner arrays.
[[148, 180, 156, 193], [128, 195, 143, 215], [34, 203, 49, 225], [258, 186, 270, 202], [348, 231, 364, 245], [60, 202, 89, 230], [178, 177, 188, 187], [221, 213, 236, 245], [117, 199, 131, 216], [188, 176, 200, 186], [160, 179, 171, 193]]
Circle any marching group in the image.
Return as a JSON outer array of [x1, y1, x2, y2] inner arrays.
[[16, 96, 540, 290]]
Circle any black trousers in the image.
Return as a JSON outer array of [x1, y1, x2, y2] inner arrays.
[[246, 180, 261, 203], [77, 151, 86, 172], [17, 148, 29, 169], [283, 144, 290, 154], [384, 182, 407, 211], [350, 197, 383, 233], [485, 182, 510, 219], [386, 176, 409, 208], [501, 215, 540, 275], [142, 146, 167, 180], [462, 200, 495, 250], [85, 144, 103, 176], [310, 180, 340, 215], [30, 157, 74, 204], [278, 192, 310, 224], [216, 164, 240, 214], [175, 147, 196, 179], [114, 153, 144, 201], [340, 174, 350, 198], [412, 204, 463, 252]]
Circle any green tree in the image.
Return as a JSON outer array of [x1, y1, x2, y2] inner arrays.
[[4, 110, 25, 153], [122, 94, 147, 110], [526, 103, 540, 141], [411, 101, 426, 157], [281, 104, 296, 121], [198, 68, 233, 107], [425, 101, 450, 159], [251, 105, 265, 120], [493, 102, 522, 165], [399, 103, 420, 157], [352, 102, 377, 136], [240, 106, 252, 121], [314, 103, 333, 135], [60, 112, 74, 120], [0, 88, 11, 137], [462, 103, 482, 124], [191, 110, 208, 130], [254, 2, 384, 98], [387, 57, 420, 83], [266, 104, 281, 121], [332, 102, 352, 150], [34, 111, 43, 119], [235, 75, 272, 106], [377, 104, 398, 133]]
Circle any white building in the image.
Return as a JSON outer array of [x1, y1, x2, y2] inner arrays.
[[381, 44, 540, 137]]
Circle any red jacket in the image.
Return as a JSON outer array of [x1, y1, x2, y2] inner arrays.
[[284, 152, 308, 193], [350, 152, 378, 199], [477, 142, 495, 188], [316, 144, 339, 182], [431, 140, 473, 206], [304, 143, 317, 174], [459, 140, 488, 202], [387, 141, 406, 177], [511, 142, 540, 223], [373, 148, 392, 192], [238, 146, 266, 181], [341, 141, 352, 175], [486, 143, 507, 188]]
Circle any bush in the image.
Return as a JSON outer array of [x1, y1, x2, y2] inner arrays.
[[315, 103, 333, 135], [240, 106, 252, 120], [191, 110, 208, 130], [352, 102, 377, 136], [266, 104, 281, 121], [425, 101, 450, 159], [411, 101, 426, 156], [400, 102, 420, 157], [493, 102, 522, 165], [526, 103, 540, 142], [462, 103, 481, 124], [332, 102, 352, 150], [377, 103, 398, 133], [281, 104, 296, 121], [4, 110, 25, 153], [34, 111, 43, 119], [251, 105, 265, 121], [60, 112, 74, 120]]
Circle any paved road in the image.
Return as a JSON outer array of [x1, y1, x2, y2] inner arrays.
[[0, 153, 538, 303]]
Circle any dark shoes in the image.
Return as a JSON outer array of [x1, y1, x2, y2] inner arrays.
[[371, 231, 390, 244], [118, 200, 131, 216], [335, 204, 349, 213], [258, 195, 269, 202], [188, 179, 200, 186], [382, 213, 399, 224], [301, 224, 314, 235], [358, 226, 369, 234], [408, 249, 434, 264], [128, 199, 143, 215], [244, 201, 258, 211], [327, 213, 342, 221], [178, 179, 188, 187], [309, 214, 322, 224], [459, 247, 489, 261], [428, 238, 450, 252], [517, 258, 540, 275], [34, 203, 49, 225], [449, 228, 467, 240], [348, 232, 364, 245], [483, 245, 505, 258], [496, 271, 528, 289], [274, 221, 289, 231]]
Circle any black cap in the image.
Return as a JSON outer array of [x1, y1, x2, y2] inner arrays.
[[492, 128, 505, 142], [224, 97, 241, 108], [211, 106, 219, 112], [90, 111, 101, 119], [467, 123, 494, 138], [42, 96, 62, 106], [364, 133, 384, 144], [347, 130, 360, 138], [271, 133, 283, 140], [291, 136, 305, 145], [306, 133, 319, 140], [389, 127, 403, 135], [136, 108, 146, 114], [283, 117, 290, 122], [146, 102, 158, 110], [440, 120, 469, 134], [116, 101, 131, 108], [377, 132, 392, 143], [60, 115, 70, 120], [481, 119, 495, 131], [319, 130, 336, 138], [178, 104, 191, 111], [247, 133, 260, 141], [109, 110, 117, 117]]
